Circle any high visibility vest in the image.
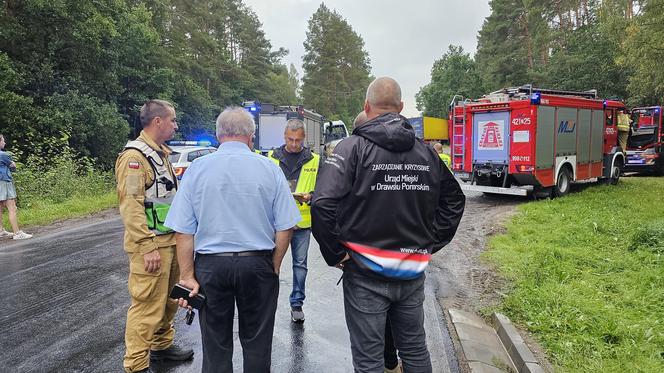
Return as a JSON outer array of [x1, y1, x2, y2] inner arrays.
[[617, 113, 630, 132], [123, 140, 177, 235], [439, 153, 451, 168], [268, 150, 319, 229]]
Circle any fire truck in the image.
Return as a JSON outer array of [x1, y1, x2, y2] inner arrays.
[[624, 106, 664, 175], [449, 85, 626, 197], [242, 101, 349, 154]]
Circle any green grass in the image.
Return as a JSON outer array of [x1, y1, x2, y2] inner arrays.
[[2, 191, 117, 229], [485, 177, 664, 372]]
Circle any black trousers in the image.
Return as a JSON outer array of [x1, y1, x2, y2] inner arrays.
[[195, 254, 279, 373], [384, 316, 399, 369], [343, 270, 432, 373]]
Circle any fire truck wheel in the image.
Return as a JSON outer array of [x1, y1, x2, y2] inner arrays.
[[609, 161, 622, 185], [554, 168, 571, 197]]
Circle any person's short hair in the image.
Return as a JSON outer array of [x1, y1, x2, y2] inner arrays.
[[433, 142, 443, 152], [366, 77, 402, 110], [285, 119, 305, 134], [140, 100, 174, 128], [353, 112, 368, 129], [216, 107, 255, 138]]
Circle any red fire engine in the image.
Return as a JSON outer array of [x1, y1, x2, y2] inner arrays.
[[449, 86, 626, 197], [625, 105, 664, 175]]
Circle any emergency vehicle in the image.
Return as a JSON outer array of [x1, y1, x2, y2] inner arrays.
[[625, 106, 664, 175], [242, 101, 349, 154], [449, 85, 626, 197]]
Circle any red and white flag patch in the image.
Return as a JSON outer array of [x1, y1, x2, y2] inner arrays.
[[128, 161, 140, 169]]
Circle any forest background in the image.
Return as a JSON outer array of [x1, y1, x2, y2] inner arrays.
[[0, 0, 662, 203]]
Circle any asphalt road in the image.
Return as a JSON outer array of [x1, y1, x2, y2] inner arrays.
[[0, 215, 458, 373]]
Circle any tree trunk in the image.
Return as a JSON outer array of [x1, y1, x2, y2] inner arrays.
[[522, 14, 534, 69], [582, 0, 589, 25]]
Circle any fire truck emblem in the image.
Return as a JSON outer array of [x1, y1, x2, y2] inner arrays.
[[478, 121, 504, 150]]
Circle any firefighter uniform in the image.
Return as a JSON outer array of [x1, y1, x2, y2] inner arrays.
[[115, 131, 179, 373], [617, 112, 631, 152]]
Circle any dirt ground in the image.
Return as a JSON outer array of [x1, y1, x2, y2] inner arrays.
[[430, 191, 521, 313], [430, 191, 555, 372]]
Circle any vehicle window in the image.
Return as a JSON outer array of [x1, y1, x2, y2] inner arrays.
[[169, 153, 181, 163], [605, 110, 615, 127], [325, 125, 348, 143], [187, 151, 201, 162]]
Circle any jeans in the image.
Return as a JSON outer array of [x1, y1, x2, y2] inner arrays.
[[195, 254, 279, 373], [343, 269, 432, 373], [384, 315, 399, 369], [289, 228, 311, 307]]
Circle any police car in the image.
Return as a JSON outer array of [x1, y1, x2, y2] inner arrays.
[[168, 144, 217, 179]]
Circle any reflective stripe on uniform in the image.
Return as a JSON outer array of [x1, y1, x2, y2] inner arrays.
[[123, 140, 177, 235], [268, 150, 319, 229]]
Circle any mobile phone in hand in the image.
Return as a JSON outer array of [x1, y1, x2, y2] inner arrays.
[[169, 284, 206, 309]]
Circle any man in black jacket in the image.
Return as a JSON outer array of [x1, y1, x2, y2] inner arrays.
[[311, 77, 465, 373]]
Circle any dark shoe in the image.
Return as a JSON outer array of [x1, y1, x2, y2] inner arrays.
[[150, 344, 194, 361], [291, 306, 305, 323]]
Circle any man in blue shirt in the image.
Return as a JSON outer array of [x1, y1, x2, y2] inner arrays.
[[0, 134, 32, 240], [165, 107, 301, 373]]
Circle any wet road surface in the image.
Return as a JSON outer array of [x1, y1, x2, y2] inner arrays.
[[0, 214, 457, 372]]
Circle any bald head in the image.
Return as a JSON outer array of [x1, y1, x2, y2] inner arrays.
[[433, 142, 443, 153], [364, 77, 404, 119], [353, 111, 368, 129]]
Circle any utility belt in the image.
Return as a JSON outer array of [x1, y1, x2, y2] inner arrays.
[[144, 196, 174, 235]]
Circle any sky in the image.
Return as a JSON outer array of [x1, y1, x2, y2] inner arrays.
[[242, 0, 491, 118]]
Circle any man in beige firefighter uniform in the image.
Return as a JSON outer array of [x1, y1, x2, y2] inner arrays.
[[115, 99, 194, 373], [268, 119, 319, 323]]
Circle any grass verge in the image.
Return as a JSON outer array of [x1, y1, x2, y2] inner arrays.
[[2, 191, 117, 229], [484, 177, 664, 372]]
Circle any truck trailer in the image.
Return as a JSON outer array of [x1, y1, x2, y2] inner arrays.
[[242, 101, 349, 154], [625, 106, 664, 175], [407, 116, 449, 142], [449, 86, 626, 197]]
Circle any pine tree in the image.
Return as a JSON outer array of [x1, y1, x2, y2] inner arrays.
[[416, 46, 485, 118], [300, 3, 372, 125]]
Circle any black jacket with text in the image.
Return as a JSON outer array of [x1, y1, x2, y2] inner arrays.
[[311, 113, 466, 280]]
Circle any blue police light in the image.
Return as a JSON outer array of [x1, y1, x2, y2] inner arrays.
[[250, 106, 257, 112], [530, 92, 541, 105], [655, 108, 660, 113], [603, 100, 608, 109]]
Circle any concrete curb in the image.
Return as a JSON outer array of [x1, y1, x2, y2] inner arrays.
[[492, 313, 545, 373]]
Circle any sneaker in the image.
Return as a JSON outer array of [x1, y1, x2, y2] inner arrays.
[[12, 231, 32, 240], [291, 306, 305, 323], [0, 230, 13, 238], [150, 343, 194, 361]]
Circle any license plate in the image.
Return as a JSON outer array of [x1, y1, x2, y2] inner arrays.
[[628, 158, 644, 164], [455, 172, 470, 179]]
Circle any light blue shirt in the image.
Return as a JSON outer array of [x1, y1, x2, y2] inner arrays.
[[164, 141, 301, 254]]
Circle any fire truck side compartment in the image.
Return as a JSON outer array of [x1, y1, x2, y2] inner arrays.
[[556, 107, 578, 157], [577, 110, 592, 164], [591, 110, 604, 162], [536, 106, 555, 169]]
